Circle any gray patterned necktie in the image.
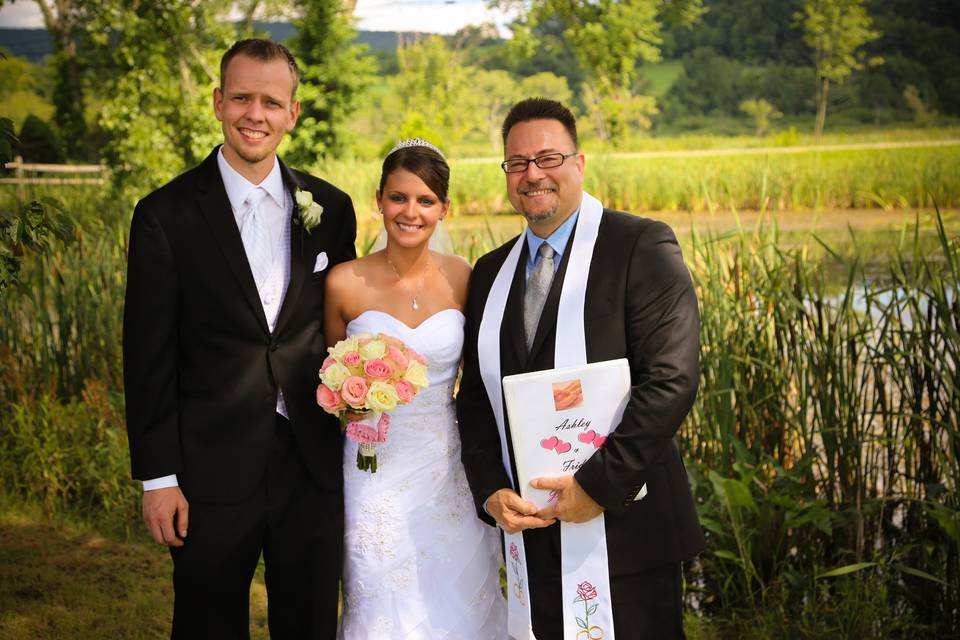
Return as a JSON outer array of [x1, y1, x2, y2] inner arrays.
[[524, 242, 556, 352]]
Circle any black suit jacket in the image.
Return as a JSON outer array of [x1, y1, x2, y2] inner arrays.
[[457, 209, 704, 576], [123, 147, 356, 503]]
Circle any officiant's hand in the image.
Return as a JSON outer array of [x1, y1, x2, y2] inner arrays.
[[143, 486, 189, 547], [531, 476, 603, 523], [485, 489, 556, 534]]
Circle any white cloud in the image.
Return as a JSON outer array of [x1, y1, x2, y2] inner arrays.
[[355, 0, 512, 35], [0, 3, 45, 29]]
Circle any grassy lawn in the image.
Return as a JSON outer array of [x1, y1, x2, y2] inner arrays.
[[0, 503, 269, 640]]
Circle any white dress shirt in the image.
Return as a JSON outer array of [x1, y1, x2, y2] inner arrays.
[[142, 150, 293, 492]]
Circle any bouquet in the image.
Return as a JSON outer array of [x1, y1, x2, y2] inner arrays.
[[316, 333, 429, 473]]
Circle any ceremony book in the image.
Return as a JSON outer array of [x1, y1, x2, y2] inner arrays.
[[502, 358, 632, 509]]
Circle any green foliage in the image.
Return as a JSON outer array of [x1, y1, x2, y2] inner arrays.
[[84, 1, 231, 205], [685, 211, 960, 635], [285, 0, 376, 164], [506, 0, 704, 141], [797, 0, 882, 137], [0, 382, 139, 535], [17, 114, 63, 163], [739, 98, 782, 136], [0, 117, 73, 291], [902, 85, 937, 127]]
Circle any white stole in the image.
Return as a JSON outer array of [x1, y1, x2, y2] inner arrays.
[[478, 192, 616, 640]]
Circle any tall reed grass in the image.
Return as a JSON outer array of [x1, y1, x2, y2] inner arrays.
[[685, 212, 958, 636]]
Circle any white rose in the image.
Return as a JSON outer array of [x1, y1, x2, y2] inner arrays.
[[359, 339, 386, 361], [320, 362, 351, 390], [328, 336, 359, 359], [366, 381, 399, 413], [303, 202, 323, 227], [403, 360, 429, 389], [295, 189, 313, 208]]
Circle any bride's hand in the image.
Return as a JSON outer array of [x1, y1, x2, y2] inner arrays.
[[485, 488, 555, 534]]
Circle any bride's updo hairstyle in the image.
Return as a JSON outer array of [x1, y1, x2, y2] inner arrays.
[[379, 139, 450, 203]]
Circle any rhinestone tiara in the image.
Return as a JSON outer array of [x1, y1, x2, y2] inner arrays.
[[388, 137, 445, 160]]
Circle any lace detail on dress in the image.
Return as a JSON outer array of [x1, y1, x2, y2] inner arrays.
[[339, 309, 506, 639]]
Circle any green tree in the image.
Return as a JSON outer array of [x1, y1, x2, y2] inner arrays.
[[739, 98, 782, 136], [501, 0, 703, 144], [17, 0, 91, 160], [390, 35, 473, 149], [84, 1, 233, 202], [17, 114, 63, 162], [797, 0, 881, 140], [286, 0, 375, 165]]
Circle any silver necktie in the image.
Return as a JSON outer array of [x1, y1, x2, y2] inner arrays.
[[523, 242, 556, 352], [239, 187, 272, 289]]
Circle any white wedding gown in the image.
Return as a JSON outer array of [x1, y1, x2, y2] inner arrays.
[[340, 309, 506, 639]]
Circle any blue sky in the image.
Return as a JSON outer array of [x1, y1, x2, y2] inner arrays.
[[0, 0, 515, 35]]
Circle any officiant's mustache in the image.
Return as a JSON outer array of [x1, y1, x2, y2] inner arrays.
[[519, 181, 557, 195]]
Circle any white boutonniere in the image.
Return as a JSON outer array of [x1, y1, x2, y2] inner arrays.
[[295, 189, 323, 232]]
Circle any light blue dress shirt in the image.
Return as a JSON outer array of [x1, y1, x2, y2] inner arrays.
[[524, 206, 581, 279]]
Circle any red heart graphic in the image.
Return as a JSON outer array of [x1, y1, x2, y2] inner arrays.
[[593, 436, 606, 448], [578, 429, 597, 443], [540, 436, 559, 450], [556, 441, 572, 454]]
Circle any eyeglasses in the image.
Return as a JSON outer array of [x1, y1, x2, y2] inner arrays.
[[501, 152, 577, 174]]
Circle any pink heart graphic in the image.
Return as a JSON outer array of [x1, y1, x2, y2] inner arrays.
[[578, 429, 597, 444], [593, 436, 606, 448], [556, 441, 572, 454], [540, 436, 560, 450]]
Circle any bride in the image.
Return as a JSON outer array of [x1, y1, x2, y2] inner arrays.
[[324, 139, 507, 638]]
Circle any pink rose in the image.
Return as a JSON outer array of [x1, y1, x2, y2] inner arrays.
[[340, 376, 369, 408], [510, 542, 520, 561], [394, 379, 415, 404], [316, 384, 344, 413], [576, 581, 598, 601], [363, 358, 392, 380], [320, 356, 337, 373], [406, 348, 427, 365], [385, 345, 409, 371], [343, 351, 361, 368]]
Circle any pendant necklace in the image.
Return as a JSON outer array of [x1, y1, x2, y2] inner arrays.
[[385, 251, 430, 311]]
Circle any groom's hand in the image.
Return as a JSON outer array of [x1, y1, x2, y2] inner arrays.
[[532, 476, 603, 523], [143, 487, 189, 547], [485, 489, 555, 534]]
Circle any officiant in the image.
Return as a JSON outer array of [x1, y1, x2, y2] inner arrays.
[[457, 98, 705, 639]]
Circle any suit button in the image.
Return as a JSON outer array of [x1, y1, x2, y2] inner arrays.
[[270, 343, 278, 352]]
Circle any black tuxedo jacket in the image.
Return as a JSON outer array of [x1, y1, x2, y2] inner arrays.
[[457, 209, 704, 576], [123, 147, 356, 503]]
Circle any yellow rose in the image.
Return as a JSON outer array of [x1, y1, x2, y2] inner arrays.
[[366, 381, 399, 413], [328, 336, 359, 359], [320, 362, 351, 390], [359, 339, 386, 361], [403, 360, 429, 389]]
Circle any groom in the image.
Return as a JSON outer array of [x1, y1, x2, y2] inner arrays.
[[123, 39, 356, 638], [457, 98, 704, 638]]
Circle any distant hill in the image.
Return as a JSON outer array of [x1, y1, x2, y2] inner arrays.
[[0, 23, 434, 64]]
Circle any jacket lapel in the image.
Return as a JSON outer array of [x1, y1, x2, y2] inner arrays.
[[195, 148, 270, 334], [273, 158, 307, 336]]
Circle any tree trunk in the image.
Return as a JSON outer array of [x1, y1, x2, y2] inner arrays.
[[36, 0, 88, 159], [814, 76, 830, 143]]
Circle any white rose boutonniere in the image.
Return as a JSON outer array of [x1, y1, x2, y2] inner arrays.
[[295, 189, 324, 232]]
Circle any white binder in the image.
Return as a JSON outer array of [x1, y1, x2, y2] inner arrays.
[[502, 358, 632, 509]]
